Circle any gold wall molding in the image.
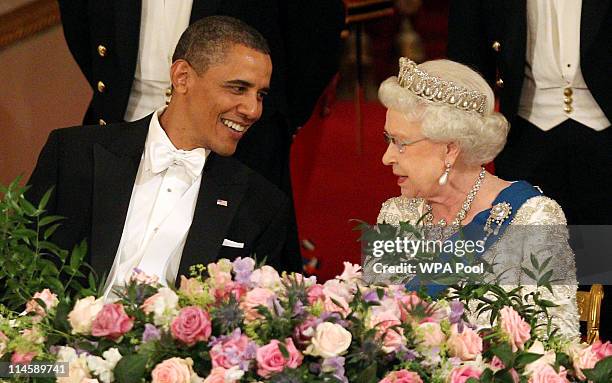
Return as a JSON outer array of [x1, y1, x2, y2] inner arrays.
[[0, 0, 60, 50]]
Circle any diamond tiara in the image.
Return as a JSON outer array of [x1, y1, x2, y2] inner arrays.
[[397, 57, 487, 116]]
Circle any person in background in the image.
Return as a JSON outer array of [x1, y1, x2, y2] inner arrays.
[[447, 0, 611, 340]]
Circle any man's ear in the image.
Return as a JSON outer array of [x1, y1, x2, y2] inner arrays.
[[170, 60, 193, 94]]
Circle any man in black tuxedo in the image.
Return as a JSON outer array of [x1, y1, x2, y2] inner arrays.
[[448, 0, 612, 340], [27, 16, 301, 292], [57, 0, 346, 261]]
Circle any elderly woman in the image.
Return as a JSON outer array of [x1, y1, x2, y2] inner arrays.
[[375, 58, 579, 338]]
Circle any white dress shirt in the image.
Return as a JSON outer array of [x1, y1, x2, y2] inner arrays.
[[104, 106, 208, 297], [518, 0, 610, 131], [124, 0, 193, 122]]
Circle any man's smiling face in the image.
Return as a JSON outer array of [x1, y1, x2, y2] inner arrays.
[[184, 43, 272, 156]]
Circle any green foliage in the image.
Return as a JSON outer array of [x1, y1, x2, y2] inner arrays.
[[0, 177, 98, 309], [582, 356, 612, 383], [113, 354, 148, 383]]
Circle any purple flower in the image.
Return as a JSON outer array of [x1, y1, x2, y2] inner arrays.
[[319, 312, 349, 328], [397, 345, 418, 361], [321, 356, 348, 383], [292, 300, 305, 316], [449, 300, 464, 332], [142, 323, 161, 343], [232, 257, 255, 285], [363, 290, 380, 303], [273, 297, 285, 316]]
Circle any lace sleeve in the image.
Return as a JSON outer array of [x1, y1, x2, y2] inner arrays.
[[377, 197, 425, 225], [471, 196, 580, 339]]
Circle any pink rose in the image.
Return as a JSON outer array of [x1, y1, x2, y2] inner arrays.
[[203, 367, 244, 383], [171, 306, 212, 346], [210, 333, 251, 369], [179, 276, 205, 297], [449, 366, 482, 383], [571, 344, 599, 380], [499, 307, 531, 352], [528, 364, 569, 383], [215, 281, 247, 302], [26, 289, 59, 316], [203, 367, 226, 383], [370, 311, 405, 353], [240, 287, 275, 321], [256, 338, 303, 378], [307, 284, 325, 304], [591, 340, 612, 360], [379, 369, 423, 383], [151, 357, 194, 383], [490, 356, 505, 370], [447, 324, 483, 361], [91, 303, 134, 340], [11, 351, 37, 365]]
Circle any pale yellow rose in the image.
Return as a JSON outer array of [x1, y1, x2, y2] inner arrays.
[[447, 324, 483, 361], [151, 357, 196, 383], [68, 297, 104, 335], [57, 356, 92, 383], [306, 322, 352, 358], [250, 266, 282, 290]]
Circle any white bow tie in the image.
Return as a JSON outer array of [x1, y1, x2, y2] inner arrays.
[[149, 142, 206, 180]]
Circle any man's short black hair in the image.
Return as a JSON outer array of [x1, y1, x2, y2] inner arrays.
[[172, 15, 271, 74]]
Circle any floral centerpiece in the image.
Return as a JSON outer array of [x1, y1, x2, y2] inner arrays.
[[1, 259, 611, 383]]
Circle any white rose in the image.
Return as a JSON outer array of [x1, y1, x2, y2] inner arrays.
[[56, 346, 78, 363], [58, 355, 92, 383], [86, 348, 122, 383], [250, 266, 282, 290], [306, 322, 352, 358], [141, 287, 179, 326], [68, 297, 104, 335], [225, 366, 245, 382]]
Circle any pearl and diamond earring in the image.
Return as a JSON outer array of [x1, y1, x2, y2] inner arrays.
[[438, 162, 451, 185]]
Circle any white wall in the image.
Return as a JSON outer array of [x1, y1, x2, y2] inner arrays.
[[0, 25, 91, 186]]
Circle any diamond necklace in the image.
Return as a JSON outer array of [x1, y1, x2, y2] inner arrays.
[[425, 166, 486, 236]]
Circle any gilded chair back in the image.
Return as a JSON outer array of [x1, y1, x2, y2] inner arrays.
[[576, 284, 604, 344]]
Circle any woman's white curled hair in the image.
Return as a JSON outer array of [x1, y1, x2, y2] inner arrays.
[[378, 59, 509, 165]]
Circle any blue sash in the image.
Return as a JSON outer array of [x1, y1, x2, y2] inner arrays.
[[408, 181, 542, 297]]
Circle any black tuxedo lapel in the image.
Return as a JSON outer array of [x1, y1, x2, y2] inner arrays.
[[90, 118, 149, 274], [179, 154, 249, 278], [580, 0, 610, 53], [190, 0, 223, 23], [113, 0, 141, 81]]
